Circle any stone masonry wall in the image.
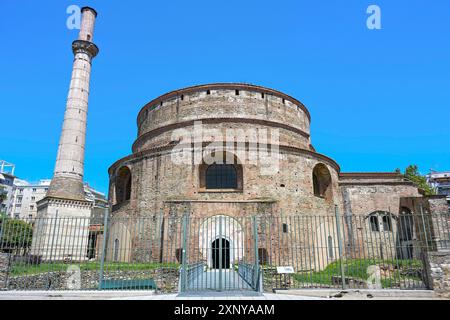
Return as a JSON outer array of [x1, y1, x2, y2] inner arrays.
[[0, 253, 10, 290], [8, 268, 179, 293], [136, 86, 310, 146], [426, 250, 450, 299]]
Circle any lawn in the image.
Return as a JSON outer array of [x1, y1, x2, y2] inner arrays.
[[263, 259, 424, 289], [9, 261, 179, 276]]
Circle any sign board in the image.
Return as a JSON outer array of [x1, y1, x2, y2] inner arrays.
[[276, 266, 294, 274], [89, 225, 103, 232]]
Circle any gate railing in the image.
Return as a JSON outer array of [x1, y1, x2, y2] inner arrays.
[[238, 261, 259, 290], [180, 261, 206, 292]]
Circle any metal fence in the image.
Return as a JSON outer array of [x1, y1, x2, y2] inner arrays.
[[260, 210, 450, 290], [0, 209, 449, 292]]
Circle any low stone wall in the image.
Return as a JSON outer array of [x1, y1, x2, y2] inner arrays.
[[7, 268, 179, 293], [426, 250, 450, 299], [0, 253, 10, 290]]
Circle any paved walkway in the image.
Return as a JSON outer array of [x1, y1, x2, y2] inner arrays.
[[187, 270, 252, 291], [0, 291, 323, 300], [0, 290, 440, 300]]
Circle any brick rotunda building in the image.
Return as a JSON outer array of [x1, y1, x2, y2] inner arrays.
[[106, 83, 447, 269]]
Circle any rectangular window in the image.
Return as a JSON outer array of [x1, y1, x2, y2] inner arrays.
[[382, 216, 392, 232], [370, 216, 379, 232], [282, 223, 288, 233], [328, 236, 334, 259]]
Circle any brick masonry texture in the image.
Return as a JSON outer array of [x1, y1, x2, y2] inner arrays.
[[106, 83, 447, 271], [109, 84, 428, 221]]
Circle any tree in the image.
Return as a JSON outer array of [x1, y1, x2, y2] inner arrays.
[[397, 165, 436, 195], [0, 218, 33, 254]]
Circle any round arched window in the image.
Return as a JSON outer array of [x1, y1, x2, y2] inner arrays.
[[115, 166, 132, 204]]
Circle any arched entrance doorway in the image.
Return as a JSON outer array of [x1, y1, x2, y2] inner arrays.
[[211, 238, 230, 269], [199, 215, 244, 268], [397, 207, 414, 259]]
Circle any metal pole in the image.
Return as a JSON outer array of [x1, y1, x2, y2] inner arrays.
[[218, 215, 223, 291], [334, 205, 346, 290], [46, 210, 59, 290], [48, 210, 59, 262], [419, 204, 429, 249], [252, 216, 260, 291], [98, 208, 109, 290], [180, 214, 188, 292]]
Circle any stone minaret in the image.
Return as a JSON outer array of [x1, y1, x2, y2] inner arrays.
[[32, 7, 99, 261], [47, 7, 99, 200]]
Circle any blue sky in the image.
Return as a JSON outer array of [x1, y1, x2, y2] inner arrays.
[[1, 0, 449, 194]]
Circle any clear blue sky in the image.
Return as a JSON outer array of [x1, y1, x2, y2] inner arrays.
[[1, 0, 449, 194]]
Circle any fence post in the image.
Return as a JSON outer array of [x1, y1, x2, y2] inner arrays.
[[46, 210, 59, 290], [252, 216, 260, 291], [180, 214, 188, 292], [419, 204, 430, 248], [98, 208, 109, 290], [48, 210, 59, 263], [334, 205, 346, 290], [218, 215, 223, 291]]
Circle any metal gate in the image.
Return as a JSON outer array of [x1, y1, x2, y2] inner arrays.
[[179, 215, 260, 293]]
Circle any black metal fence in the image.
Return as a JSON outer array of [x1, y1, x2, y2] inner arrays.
[[261, 211, 450, 290], [0, 210, 449, 292]]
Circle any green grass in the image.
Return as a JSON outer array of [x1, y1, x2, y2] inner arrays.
[[10, 261, 179, 276], [263, 259, 424, 289]]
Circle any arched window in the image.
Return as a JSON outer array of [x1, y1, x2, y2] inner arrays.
[[206, 164, 237, 189], [199, 152, 243, 190], [313, 173, 320, 196], [382, 215, 392, 232], [368, 211, 394, 232], [113, 239, 120, 262], [369, 215, 379, 232], [312, 163, 332, 200], [115, 166, 132, 204]]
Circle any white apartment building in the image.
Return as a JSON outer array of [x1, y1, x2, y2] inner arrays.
[[427, 171, 450, 210], [8, 179, 51, 220], [7, 179, 107, 220], [0, 160, 16, 215]]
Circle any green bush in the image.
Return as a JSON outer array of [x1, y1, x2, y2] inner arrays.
[[0, 218, 33, 253]]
